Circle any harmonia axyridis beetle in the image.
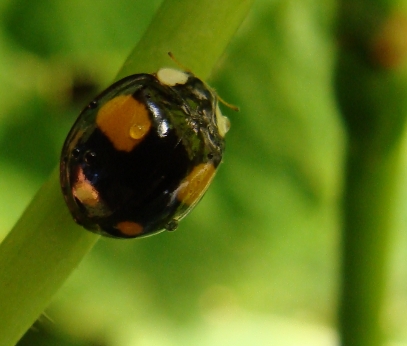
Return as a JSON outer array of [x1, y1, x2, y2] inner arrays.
[[60, 64, 231, 238]]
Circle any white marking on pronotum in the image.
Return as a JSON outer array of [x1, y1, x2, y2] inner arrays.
[[157, 68, 189, 86], [215, 104, 231, 137]]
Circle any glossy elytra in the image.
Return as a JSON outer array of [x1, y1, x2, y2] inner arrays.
[[60, 65, 231, 238]]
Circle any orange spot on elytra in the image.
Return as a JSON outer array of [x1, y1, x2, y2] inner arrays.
[[115, 221, 144, 236], [371, 13, 407, 69], [177, 163, 216, 206], [96, 95, 151, 152], [73, 167, 99, 207]]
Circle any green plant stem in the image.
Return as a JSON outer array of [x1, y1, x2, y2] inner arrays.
[[0, 1, 254, 345], [117, 1, 254, 80], [0, 168, 100, 346], [336, 2, 407, 345], [339, 145, 401, 346]]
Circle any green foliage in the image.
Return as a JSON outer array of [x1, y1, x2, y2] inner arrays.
[[1, 0, 407, 345]]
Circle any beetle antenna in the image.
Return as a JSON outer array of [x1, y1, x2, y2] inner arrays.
[[168, 52, 192, 73], [217, 95, 240, 112]]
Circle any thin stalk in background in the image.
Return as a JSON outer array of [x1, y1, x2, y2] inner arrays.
[[0, 1, 254, 345], [336, 2, 407, 345]]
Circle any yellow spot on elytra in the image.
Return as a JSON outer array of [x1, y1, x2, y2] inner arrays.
[[96, 95, 151, 152], [177, 163, 216, 206], [115, 221, 144, 236]]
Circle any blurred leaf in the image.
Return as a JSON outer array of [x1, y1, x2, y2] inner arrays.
[[4, 0, 162, 56]]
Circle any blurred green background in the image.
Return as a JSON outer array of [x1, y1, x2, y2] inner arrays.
[[1, 0, 407, 345]]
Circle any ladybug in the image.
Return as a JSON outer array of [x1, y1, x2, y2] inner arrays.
[[60, 66, 231, 238]]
